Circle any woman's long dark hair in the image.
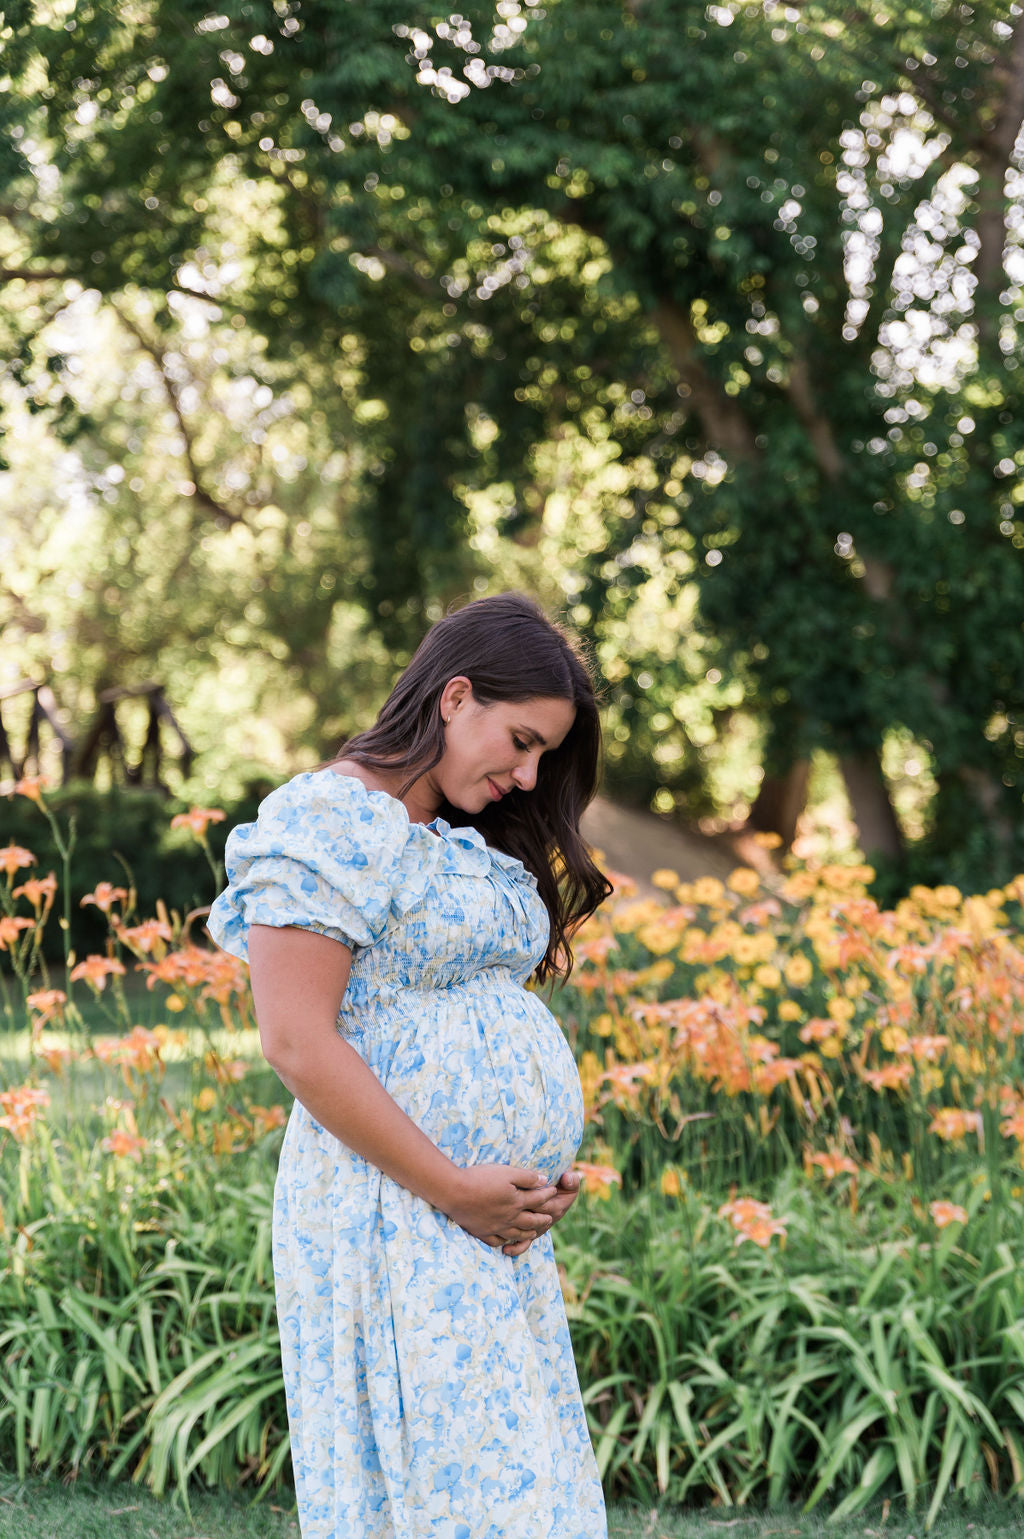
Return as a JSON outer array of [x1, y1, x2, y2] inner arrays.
[[337, 592, 612, 983]]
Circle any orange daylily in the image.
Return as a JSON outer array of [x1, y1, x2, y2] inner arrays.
[[809, 1150, 858, 1180], [12, 872, 57, 908], [101, 1128, 148, 1160], [116, 919, 173, 954], [170, 806, 225, 838], [12, 774, 48, 804], [0, 1084, 50, 1140], [0, 916, 34, 950], [719, 1196, 787, 1249], [929, 1200, 968, 1229], [928, 1108, 982, 1142], [573, 1160, 623, 1199], [0, 843, 35, 877], [80, 882, 128, 912], [69, 956, 127, 990]]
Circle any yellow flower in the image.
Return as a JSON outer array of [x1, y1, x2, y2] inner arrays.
[[782, 871, 819, 902], [962, 896, 996, 940], [778, 1000, 802, 1022], [165, 993, 186, 1012], [637, 920, 685, 955], [733, 934, 763, 966], [660, 1165, 686, 1197], [692, 877, 725, 905], [753, 964, 781, 989], [751, 831, 783, 849], [590, 1012, 615, 1038], [727, 867, 760, 897], [195, 1087, 218, 1112], [784, 954, 814, 988], [827, 997, 855, 1023], [651, 868, 679, 890]]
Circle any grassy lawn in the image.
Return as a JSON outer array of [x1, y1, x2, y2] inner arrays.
[[4, 1480, 1024, 1539]]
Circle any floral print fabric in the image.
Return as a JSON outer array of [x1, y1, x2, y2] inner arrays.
[[208, 770, 607, 1539]]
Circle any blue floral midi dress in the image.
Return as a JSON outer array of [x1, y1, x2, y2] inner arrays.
[[208, 770, 607, 1539]]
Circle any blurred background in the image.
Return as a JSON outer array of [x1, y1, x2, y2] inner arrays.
[[2, 0, 1023, 903]]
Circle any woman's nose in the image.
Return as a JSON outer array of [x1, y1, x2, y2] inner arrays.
[[512, 758, 537, 792]]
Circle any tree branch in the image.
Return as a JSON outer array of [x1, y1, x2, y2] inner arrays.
[[650, 299, 759, 462], [110, 303, 249, 530], [0, 265, 70, 284]]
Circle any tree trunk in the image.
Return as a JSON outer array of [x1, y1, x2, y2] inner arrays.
[[839, 751, 903, 861], [748, 760, 812, 847]]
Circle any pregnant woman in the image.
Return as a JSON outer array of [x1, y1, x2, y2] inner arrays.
[[208, 592, 612, 1539]]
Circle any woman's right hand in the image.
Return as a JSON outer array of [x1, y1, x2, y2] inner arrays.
[[439, 1164, 559, 1249]]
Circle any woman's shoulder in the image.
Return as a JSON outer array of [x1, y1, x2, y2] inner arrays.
[[248, 766, 414, 848]]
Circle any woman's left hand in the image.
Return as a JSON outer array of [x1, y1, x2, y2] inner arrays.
[[501, 1169, 581, 1257]]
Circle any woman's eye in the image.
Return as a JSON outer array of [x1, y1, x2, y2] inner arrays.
[[512, 736, 528, 752]]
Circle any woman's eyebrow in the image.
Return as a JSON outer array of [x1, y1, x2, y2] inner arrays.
[[518, 725, 548, 747]]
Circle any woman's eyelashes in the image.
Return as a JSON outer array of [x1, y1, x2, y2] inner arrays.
[[512, 736, 530, 753]]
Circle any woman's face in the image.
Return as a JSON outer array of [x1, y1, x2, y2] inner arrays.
[[434, 681, 576, 814]]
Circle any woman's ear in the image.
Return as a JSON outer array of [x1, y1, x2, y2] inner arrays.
[[439, 676, 473, 720]]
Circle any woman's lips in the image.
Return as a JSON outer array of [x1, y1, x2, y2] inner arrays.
[[487, 777, 507, 801]]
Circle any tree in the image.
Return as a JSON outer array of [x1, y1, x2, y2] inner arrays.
[[4, 0, 1024, 882]]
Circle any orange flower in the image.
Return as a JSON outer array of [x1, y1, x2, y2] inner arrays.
[[26, 988, 67, 1027], [573, 1160, 622, 1199], [1001, 1103, 1024, 1141], [91, 1026, 164, 1080], [36, 1043, 74, 1074], [0, 843, 35, 877], [12, 872, 57, 908], [899, 1035, 949, 1064], [860, 1063, 913, 1091], [799, 1018, 841, 1045], [69, 955, 126, 990], [809, 1150, 858, 1180], [0, 1084, 50, 1140], [929, 1200, 968, 1229], [101, 1128, 148, 1160], [718, 1196, 787, 1248], [80, 882, 128, 912], [928, 1108, 982, 1142], [12, 774, 48, 804], [575, 934, 619, 966], [0, 916, 34, 950], [171, 806, 225, 839], [116, 918, 173, 955], [250, 1104, 287, 1136]]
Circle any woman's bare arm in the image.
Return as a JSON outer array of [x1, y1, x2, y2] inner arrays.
[[248, 923, 558, 1247]]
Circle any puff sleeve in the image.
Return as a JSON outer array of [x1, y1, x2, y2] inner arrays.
[[207, 771, 418, 963]]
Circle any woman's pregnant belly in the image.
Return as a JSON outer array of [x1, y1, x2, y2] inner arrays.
[[342, 968, 584, 1184]]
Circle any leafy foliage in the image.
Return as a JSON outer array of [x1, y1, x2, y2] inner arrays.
[[2, 1, 1023, 880]]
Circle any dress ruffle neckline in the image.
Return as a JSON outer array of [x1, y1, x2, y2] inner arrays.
[[314, 771, 539, 892]]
